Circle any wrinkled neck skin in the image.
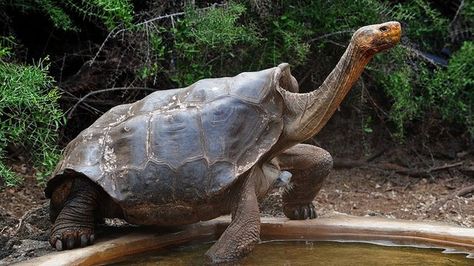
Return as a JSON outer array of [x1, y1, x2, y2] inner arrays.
[[282, 42, 374, 142]]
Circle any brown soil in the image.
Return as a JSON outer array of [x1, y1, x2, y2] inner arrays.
[[0, 174, 47, 219]]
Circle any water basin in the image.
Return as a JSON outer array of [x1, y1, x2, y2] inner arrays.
[[109, 241, 472, 266]]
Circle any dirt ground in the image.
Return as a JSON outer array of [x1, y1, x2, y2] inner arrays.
[[261, 167, 474, 228], [1, 118, 473, 264]]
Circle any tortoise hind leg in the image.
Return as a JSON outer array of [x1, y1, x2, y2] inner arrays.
[[49, 176, 100, 250], [205, 172, 260, 263], [276, 144, 333, 219]]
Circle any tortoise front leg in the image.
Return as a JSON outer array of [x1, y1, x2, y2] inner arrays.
[[276, 144, 333, 219], [205, 172, 260, 263], [49, 177, 99, 250]]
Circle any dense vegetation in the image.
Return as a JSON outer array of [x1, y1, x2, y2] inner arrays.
[[0, 0, 472, 185]]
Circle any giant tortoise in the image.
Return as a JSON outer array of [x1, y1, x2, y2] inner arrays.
[[46, 21, 401, 263]]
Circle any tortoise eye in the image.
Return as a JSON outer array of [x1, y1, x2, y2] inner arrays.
[[379, 26, 388, 32]]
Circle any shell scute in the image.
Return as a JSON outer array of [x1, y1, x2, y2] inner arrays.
[[107, 115, 149, 170], [201, 97, 262, 164], [229, 69, 274, 104], [112, 161, 176, 203], [207, 161, 235, 194], [91, 104, 131, 128], [129, 88, 181, 114], [174, 158, 209, 202], [183, 78, 230, 103], [58, 128, 103, 173], [150, 108, 204, 168]]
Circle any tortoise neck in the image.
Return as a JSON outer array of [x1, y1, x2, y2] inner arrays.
[[282, 42, 373, 141], [308, 43, 372, 134]]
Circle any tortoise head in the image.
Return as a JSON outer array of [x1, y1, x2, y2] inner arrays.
[[351, 21, 401, 55]]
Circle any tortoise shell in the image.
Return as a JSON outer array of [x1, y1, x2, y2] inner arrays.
[[46, 64, 292, 205]]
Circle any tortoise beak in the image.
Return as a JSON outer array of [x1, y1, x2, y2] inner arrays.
[[368, 21, 401, 53], [379, 21, 401, 44]]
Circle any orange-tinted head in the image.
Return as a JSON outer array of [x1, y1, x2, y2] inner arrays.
[[351, 21, 401, 55]]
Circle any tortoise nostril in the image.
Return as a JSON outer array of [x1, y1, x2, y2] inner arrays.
[[379, 26, 389, 32]]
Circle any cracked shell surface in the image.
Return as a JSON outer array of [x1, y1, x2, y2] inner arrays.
[[46, 65, 293, 206]]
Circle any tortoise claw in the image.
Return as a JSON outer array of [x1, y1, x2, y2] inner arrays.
[[55, 239, 63, 251], [293, 209, 300, 218], [284, 203, 318, 220], [66, 238, 74, 249], [50, 228, 95, 250], [80, 235, 88, 247]]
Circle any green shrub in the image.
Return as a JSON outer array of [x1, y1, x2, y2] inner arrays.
[[0, 59, 64, 186], [380, 63, 421, 138], [387, 0, 448, 50], [0, 0, 133, 31], [375, 40, 474, 138], [257, 12, 312, 67], [64, 0, 133, 30], [424, 41, 474, 134], [171, 2, 259, 85], [0, 36, 14, 59]]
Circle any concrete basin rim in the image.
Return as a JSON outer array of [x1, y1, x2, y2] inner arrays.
[[15, 215, 474, 266]]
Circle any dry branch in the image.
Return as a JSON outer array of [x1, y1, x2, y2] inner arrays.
[[431, 183, 474, 212], [455, 185, 474, 197], [91, 3, 226, 66], [66, 87, 156, 120], [334, 157, 464, 179], [378, 161, 464, 178]]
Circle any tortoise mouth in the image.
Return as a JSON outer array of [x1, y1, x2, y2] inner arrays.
[[385, 22, 401, 45]]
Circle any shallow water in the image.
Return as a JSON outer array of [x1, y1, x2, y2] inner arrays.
[[109, 241, 472, 265]]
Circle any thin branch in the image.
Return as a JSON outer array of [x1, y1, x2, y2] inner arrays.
[[449, 0, 464, 29], [401, 45, 445, 67], [308, 30, 354, 43], [61, 96, 120, 106], [90, 3, 225, 66], [90, 25, 119, 66], [431, 183, 474, 212], [119, 12, 185, 35], [377, 161, 464, 178], [455, 185, 474, 197], [58, 88, 102, 114], [334, 159, 464, 179], [67, 87, 156, 120], [113, 3, 225, 37], [429, 161, 465, 172], [360, 80, 389, 117], [12, 205, 44, 236], [325, 40, 346, 48]]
